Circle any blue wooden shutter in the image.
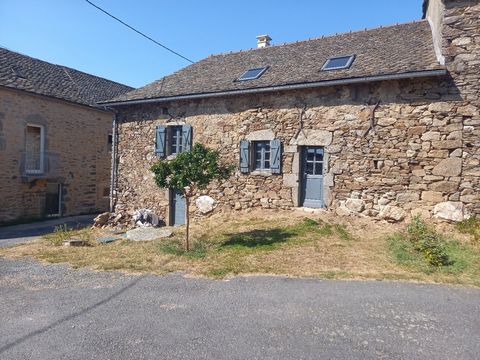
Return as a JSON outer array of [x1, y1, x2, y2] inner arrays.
[[270, 139, 281, 174], [240, 140, 250, 173], [182, 124, 192, 152], [155, 125, 166, 157]]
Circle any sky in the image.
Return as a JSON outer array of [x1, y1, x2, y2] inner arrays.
[[0, 0, 424, 88]]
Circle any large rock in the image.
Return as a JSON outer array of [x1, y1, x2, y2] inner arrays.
[[396, 192, 420, 203], [126, 227, 173, 241], [421, 191, 444, 203], [93, 212, 110, 227], [379, 205, 406, 222], [432, 157, 462, 177], [335, 204, 351, 217], [433, 202, 464, 222], [292, 130, 332, 146], [345, 198, 365, 213], [429, 181, 459, 193], [196, 195, 216, 214]]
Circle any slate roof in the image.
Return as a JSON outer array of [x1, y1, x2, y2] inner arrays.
[[106, 20, 444, 104], [0, 47, 133, 106]]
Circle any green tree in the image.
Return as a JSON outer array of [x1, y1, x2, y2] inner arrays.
[[151, 143, 233, 250]]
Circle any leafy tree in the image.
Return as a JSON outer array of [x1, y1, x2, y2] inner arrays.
[[151, 143, 233, 250]]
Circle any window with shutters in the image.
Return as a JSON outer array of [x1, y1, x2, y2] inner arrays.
[[253, 141, 271, 170], [25, 124, 44, 174], [240, 138, 282, 174], [155, 124, 192, 157]]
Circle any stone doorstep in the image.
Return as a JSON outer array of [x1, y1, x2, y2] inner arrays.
[[126, 227, 174, 241], [296, 207, 328, 215]]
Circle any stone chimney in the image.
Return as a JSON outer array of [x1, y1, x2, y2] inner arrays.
[[256, 34, 272, 48], [422, 0, 447, 65], [422, 0, 479, 66]]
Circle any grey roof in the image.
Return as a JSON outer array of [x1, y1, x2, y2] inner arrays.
[[0, 47, 133, 106], [106, 20, 444, 104]]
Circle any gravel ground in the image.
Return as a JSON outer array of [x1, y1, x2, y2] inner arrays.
[[1, 257, 479, 360]]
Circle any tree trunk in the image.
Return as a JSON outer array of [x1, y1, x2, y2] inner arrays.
[[184, 194, 190, 251]]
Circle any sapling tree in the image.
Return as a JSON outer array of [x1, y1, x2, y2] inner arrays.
[[151, 143, 233, 251]]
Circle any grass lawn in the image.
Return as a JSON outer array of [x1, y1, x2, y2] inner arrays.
[[1, 209, 479, 286]]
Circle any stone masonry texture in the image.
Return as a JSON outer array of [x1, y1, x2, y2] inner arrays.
[[0, 87, 113, 223], [113, 0, 479, 223]]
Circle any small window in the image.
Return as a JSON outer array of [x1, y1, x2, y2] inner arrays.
[[321, 55, 355, 71], [237, 67, 268, 81], [108, 134, 113, 144], [169, 126, 183, 155], [253, 141, 271, 170], [304, 147, 323, 175], [25, 124, 44, 174]]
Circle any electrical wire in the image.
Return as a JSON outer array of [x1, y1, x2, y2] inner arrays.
[[85, 0, 194, 63]]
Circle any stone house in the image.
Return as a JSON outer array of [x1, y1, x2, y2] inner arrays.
[[102, 0, 479, 225], [0, 48, 132, 224]]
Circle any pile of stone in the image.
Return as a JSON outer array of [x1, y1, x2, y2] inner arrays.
[[93, 212, 129, 229], [93, 208, 165, 229]]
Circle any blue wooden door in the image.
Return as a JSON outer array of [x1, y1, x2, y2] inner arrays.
[[300, 147, 324, 208], [172, 189, 185, 226]]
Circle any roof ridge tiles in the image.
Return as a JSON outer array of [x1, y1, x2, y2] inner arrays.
[[207, 19, 428, 59]]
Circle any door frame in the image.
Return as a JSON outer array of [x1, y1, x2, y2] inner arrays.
[[45, 182, 62, 217]]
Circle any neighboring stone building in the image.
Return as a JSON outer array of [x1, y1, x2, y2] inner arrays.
[[103, 0, 479, 225], [0, 48, 132, 224]]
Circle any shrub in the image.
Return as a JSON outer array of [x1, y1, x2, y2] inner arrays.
[[406, 216, 450, 267]]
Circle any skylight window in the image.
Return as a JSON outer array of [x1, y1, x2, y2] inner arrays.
[[321, 55, 355, 71], [236, 67, 268, 81], [11, 66, 27, 79]]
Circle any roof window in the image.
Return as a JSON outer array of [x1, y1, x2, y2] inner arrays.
[[236, 67, 268, 81], [321, 55, 355, 71], [11, 66, 27, 79]]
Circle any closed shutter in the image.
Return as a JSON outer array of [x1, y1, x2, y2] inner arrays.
[[155, 125, 166, 157], [270, 138, 282, 174], [240, 140, 250, 173], [182, 124, 192, 152]]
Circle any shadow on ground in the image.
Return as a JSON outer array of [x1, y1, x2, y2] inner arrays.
[[0, 215, 96, 245], [221, 228, 294, 248]]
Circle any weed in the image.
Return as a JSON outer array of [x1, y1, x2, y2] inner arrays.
[[456, 216, 480, 243], [334, 224, 352, 241], [302, 218, 319, 227], [43, 224, 73, 246], [406, 216, 450, 267]]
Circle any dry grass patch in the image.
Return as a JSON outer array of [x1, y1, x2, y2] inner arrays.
[[1, 209, 479, 286]]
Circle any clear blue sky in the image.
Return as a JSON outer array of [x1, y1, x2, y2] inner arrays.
[[0, 0, 424, 88]]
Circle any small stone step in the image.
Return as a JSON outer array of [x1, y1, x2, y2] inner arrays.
[[63, 239, 87, 247], [126, 227, 173, 241]]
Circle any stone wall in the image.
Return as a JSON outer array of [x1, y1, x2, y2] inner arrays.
[[113, 0, 479, 223], [0, 87, 113, 223], [441, 0, 480, 216]]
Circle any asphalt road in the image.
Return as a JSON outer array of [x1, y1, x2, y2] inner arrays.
[[1, 257, 479, 360], [0, 215, 95, 248]]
